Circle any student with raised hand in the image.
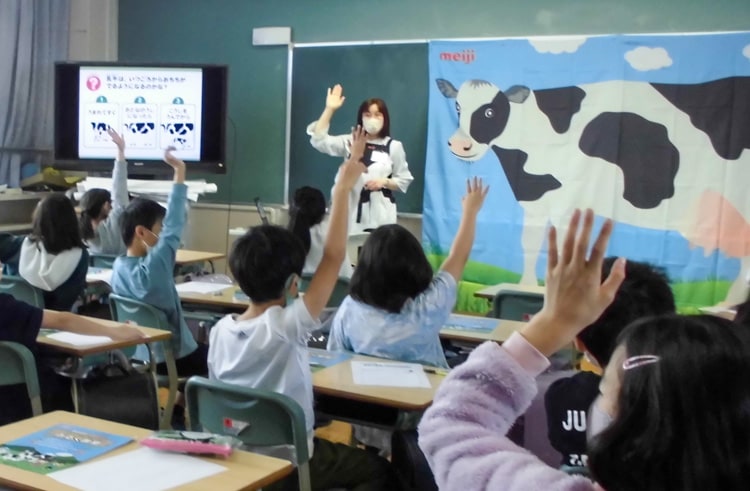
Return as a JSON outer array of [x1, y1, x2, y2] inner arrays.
[[19, 194, 89, 311], [112, 147, 204, 427], [78, 127, 130, 256], [307, 84, 414, 234], [209, 127, 400, 491], [0, 262, 144, 425], [418, 209, 750, 491], [288, 185, 354, 279], [327, 177, 489, 369], [545, 258, 675, 468]]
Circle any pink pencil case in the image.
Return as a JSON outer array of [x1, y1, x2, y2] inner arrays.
[[140, 431, 238, 456]]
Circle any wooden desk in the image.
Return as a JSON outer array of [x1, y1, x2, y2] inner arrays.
[[175, 249, 226, 266], [179, 284, 249, 311], [37, 320, 178, 431], [440, 314, 527, 344], [474, 282, 546, 301], [312, 353, 443, 412], [0, 411, 293, 491]]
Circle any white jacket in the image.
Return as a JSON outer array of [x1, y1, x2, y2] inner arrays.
[[19, 239, 83, 291]]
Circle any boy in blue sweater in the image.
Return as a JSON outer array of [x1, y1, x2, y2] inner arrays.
[[111, 147, 206, 424]]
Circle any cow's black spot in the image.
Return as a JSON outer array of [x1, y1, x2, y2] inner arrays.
[[580, 112, 678, 209], [469, 91, 510, 144], [651, 76, 750, 160], [534, 86, 586, 134], [492, 146, 562, 201]]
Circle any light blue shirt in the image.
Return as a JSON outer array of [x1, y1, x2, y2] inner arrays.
[[328, 271, 457, 369], [111, 183, 197, 362]]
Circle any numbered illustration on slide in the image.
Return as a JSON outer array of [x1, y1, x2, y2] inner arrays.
[[78, 67, 203, 160]]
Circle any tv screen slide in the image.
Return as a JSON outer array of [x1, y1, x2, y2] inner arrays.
[[55, 63, 227, 174], [79, 66, 203, 160]]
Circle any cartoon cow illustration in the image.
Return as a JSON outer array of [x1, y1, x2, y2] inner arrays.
[[437, 76, 750, 302], [161, 122, 194, 149]]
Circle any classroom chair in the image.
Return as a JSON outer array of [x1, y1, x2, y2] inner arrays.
[[0, 274, 44, 308], [185, 376, 313, 491], [489, 290, 544, 321], [109, 293, 181, 426], [89, 253, 118, 269], [0, 342, 42, 418]]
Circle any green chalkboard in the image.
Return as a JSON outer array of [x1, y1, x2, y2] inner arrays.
[[289, 43, 428, 213]]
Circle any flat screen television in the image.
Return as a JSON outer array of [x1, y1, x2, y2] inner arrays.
[[54, 62, 228, 174]]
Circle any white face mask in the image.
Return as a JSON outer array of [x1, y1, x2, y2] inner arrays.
[[141, 229, 160, 251], [362, 117, 383, 135], [586, 398, 614, 443]]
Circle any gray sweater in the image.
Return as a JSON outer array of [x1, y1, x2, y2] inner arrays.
[[86, 159, 128, 256]]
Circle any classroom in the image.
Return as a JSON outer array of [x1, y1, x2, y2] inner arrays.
[[2, 0, 750, 489]]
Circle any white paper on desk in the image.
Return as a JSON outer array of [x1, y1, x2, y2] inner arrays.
[[49, 447, 226, 491], [700, 306, 737, 314], [175, 281, 231, 294], [351, 361, 431, 388], [86, 268, 113, 285], [46, 332, 112, 347]]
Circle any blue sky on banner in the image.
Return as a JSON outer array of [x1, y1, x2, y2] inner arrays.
[[424, 32, 750, 282]]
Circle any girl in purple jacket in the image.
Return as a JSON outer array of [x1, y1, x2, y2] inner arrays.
[[419, 209, 750, 491]]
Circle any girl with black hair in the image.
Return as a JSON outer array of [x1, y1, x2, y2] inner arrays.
[[328, 177, 489, 369], [288, 186, 353, 279], [418, 209, 750, 491], [78, 127, 129, 255], [18, 194, 89, 311], [307, 84, 414, 234]]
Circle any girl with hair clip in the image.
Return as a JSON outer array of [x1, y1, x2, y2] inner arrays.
[[19, 194, 89, 311], [418, 209, 750, 491], [307, 84, 414, 234], [78, 127, 129, 255], [288, 186, 353, 279]]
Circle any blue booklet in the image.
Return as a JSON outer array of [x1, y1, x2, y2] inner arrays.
[[308, 348, 353, 368], [443, 314, 498, 333], [0, 424, 131, 475]]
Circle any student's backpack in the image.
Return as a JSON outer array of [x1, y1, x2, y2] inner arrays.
[[73, 357, 160, 430]]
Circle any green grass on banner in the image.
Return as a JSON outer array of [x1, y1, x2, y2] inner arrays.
[[427, 253, 733, 314]]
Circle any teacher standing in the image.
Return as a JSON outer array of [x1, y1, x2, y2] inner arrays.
[[307, 84, 414, 234]]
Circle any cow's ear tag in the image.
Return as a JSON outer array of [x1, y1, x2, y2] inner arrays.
[[505, 85, 531, 103]]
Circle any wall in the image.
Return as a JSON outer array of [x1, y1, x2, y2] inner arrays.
[[118, 0, 750, 206], [112, 1, 749, 274], [69, 0, 118, 61]]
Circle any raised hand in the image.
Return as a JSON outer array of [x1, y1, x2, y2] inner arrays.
[[462, 177, 489, 215], [349, 125, 367, 163], [326, 84, 346, 110], [163, 146, 186, 183], [108, 127, 126, 160], [521, 209, 626, 356]]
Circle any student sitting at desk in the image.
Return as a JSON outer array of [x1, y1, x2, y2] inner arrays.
[[208, 127, 399, 491], [78, 128, 130, 256], [18, 194, 89, 311], [544, 258, 675, 468], [327, 177, 488, 369], [289, 185, 353, 279], [0, 264, 143, 425], [111, 147, 205, 427]]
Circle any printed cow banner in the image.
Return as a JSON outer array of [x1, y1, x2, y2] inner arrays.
[[424, 33, 750, 312]]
